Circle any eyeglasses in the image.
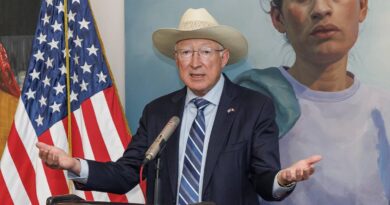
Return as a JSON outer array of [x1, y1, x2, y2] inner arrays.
[[175, 47, 225, 61]]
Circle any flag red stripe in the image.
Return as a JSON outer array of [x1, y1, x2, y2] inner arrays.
[[84, 191, 94, 201], [107, 191, 129, 202], [7, 124, 39, 205], [103, 87, 131, 147], [80, 98, 128, 202], [68, 116, 84, 159], [0, 171, 14, 205], [67, 116, 95, 201], [81, 99, 110, 161], [38, 130, 69, 196]]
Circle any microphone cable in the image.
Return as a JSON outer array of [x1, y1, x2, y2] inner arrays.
[[139, 164, 147, 204]]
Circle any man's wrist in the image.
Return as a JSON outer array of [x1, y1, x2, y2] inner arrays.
[[276, 171, 296, 187], [70, 158, 81, 176]]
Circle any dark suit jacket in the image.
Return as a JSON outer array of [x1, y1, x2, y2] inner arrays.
[[77, 76, 287, 204]]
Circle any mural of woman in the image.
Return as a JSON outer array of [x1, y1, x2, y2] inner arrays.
[[236, 0, 390, 204]]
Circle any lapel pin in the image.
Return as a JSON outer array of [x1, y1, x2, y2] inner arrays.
[[227, 108, 235, 114]]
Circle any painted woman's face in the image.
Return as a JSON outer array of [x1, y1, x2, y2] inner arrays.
[[271, 0, 368, 64]]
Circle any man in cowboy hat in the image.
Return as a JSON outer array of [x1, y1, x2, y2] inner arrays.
[[37, 8, 321, 205]]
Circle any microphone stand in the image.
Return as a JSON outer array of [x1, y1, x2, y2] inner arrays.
[[154, 156, 162, 205], [153, 140, 167, 205]]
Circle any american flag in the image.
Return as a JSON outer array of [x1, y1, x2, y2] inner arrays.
[[0, 0, 144, 204]]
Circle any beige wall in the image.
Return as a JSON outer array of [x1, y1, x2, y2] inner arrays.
[[90, 0, 125, 106]]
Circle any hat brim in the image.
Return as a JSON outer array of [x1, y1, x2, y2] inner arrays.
[[152, 25, 248, 65]]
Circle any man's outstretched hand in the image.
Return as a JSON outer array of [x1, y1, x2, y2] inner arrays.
[[278, 155, 322, 186], [36, 142, 81, 175]]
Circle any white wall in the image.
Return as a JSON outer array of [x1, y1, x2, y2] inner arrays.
[[89, 0, 125, 105]]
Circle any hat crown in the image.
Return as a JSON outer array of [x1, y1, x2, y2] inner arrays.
[[152, 8, 248, 65], [177, 8, 219, 31]]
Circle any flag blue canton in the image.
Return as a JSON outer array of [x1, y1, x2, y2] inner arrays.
[[22, 0, 112, 136]]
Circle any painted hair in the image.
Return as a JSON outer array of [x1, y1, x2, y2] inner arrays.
[[260, 0, 282, 12], [271, 0, 282, 10]]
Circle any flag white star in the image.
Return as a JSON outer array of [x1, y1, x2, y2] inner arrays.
[[70, 91, 78, 102], [48, 39, 59, 50], [53, 82, 65, 95], [72, 0, 80, 4], [59, 64, 67, 75], [29, 69, 40, 80], [73, 36, 83, 48], [87, 44, 98, 56], [51, 20, 62, 32], [35, 115, 44, 127], [50, 102, 61, 113], [67, 29, 74, 39], [80, 80, 89, 91], [68, 10, 76, 22], [71, 72, 79, 84], [46, 0, 53, 7], [56, 2, 64, 13], [41, 13, 51, 25], [78, 18, 90, 30], [97, 71, 107, 83], [81, 62, 92, 73], [37, 32, 47, 44], [39, 95, 47, 107], [45, 57, 54, 69], [25, 88, 36, 100], [73, 54, 80, 65], [62, 48, 71, 58], [42, 76, 51, 87], [34, 50, 45, 61]]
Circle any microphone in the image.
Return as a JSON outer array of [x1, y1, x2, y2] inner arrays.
[[142, 116, 180, 165]]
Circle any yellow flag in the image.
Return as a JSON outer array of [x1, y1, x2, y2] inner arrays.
[[0, 90, 18, 158]]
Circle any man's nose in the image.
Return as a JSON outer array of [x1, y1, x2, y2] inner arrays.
[[190, 51, 202, 67]]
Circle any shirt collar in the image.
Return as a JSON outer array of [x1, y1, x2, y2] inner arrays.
[[185, 74, 225, 107]]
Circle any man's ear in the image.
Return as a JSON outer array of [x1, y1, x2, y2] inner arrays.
[[358, 0, 368, 22], [175, 54, 180, 66], [270, 6, 286, 33], [221, 49, 230, 67]]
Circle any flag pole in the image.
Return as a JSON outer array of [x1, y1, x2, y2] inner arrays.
[[64, 0, 73, 194]]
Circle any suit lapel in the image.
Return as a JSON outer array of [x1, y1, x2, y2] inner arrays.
[[165, 87, 186, 198], [202, 77, 239, 195]]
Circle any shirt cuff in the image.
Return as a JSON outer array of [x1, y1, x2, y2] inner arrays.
[[272, 171, 296, 199], [67, 158, 89, 184]]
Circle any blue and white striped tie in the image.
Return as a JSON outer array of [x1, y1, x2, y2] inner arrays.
[[178, 98, 210, 205]]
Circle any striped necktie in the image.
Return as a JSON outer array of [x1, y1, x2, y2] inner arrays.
[[178, 98, 210, 205]]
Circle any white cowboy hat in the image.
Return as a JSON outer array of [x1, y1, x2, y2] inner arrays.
[[152, 8, 248, 65]]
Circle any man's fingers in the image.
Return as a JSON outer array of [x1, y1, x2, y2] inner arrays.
[[302, 168, 311, 180], [309, 166, 315, 175], [36, 142, 69, 170], [36, 142, 50, 150], [39, 149, 49, 160], [281, 155, 322, 183], [285, 169, 292, 182], [305, 155, 322, 165], [295, 168, 302, 181]]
